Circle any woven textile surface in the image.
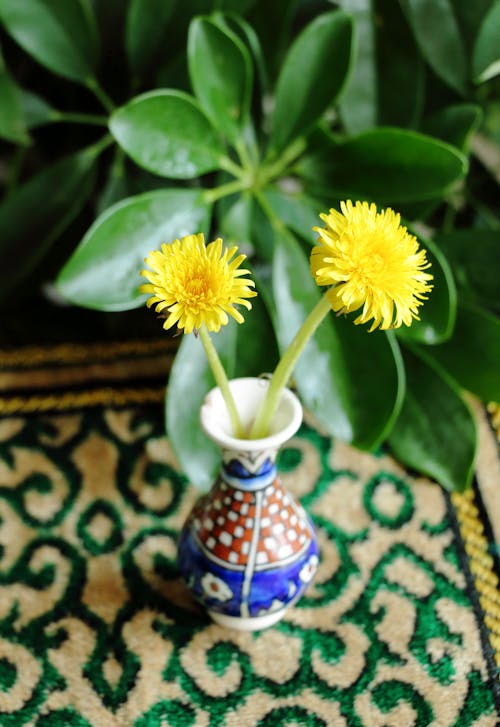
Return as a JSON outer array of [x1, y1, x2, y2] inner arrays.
[[0, 340, 498, 727]]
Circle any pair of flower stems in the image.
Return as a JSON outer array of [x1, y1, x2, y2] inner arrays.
[[199, 293, 332, 440]]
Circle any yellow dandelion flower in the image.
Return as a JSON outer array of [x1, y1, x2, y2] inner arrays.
[[311, 200, 433, 332], [140, 233, 257, 334]]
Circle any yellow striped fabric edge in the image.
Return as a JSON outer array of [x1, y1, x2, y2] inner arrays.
[[487, 402, 500, 440], [0, 339, 177, 368], [451, 489, 500, 672], [0, 386, 165, 414]]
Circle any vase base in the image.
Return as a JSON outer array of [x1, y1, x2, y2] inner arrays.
[[208, 608, 286, 631]]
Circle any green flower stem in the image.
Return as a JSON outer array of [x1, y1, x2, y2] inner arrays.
[[249, 293, 332, 439], [203, 178, 250, 204], [198, 326, 245, 438]]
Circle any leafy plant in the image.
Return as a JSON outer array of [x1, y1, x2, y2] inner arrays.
[[0, 0, 499, 492]]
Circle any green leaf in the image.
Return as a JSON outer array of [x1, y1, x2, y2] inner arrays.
[[0, 149, 96, 302], [219, 192, 254, 248], [262, 187, 322, 243], [389, 347, 476, 492], [126, 0, 177, 76], [422, 104, 482, 150], [109, 90, 225, 179], [0, 54, 30, 144], [425, 304, 500, 402], [245, 0, 298, 82], [56, 189, 211, 311], [452, 0, 492, 55], [218, 13, 269, 94], [434, 228, 500, 309], [399, 235, 457, 344], [376, 0, 424, 128], [473, 0, 500, 83], [338, 0, 377, 134], [216, 0, 257, 11], [296, 128, 467, 203], [398, 0, 467, 94], [96, 152, 130, 215], [19, 88, 54, 129], [188, 16, 252, 144], [166, 323, 237, 490], [269, 10, 353, 153], [234, 294, 279, 378], [0, 0, 97, 84], [272, 229, 404, 449]]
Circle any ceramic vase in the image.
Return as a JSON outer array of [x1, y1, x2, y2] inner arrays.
[[177, 377, 319, 631]]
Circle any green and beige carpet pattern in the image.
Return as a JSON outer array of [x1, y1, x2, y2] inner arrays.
[[0, 340, 498, 726]]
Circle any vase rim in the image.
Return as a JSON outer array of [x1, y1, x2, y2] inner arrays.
[[200, 376, 302, 451]]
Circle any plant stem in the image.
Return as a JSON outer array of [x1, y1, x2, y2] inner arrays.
[[235, 137, 254, 173], [50, 111, 109, 126], [85, 134, 114, 160], [260, 137, 307, 186], [219, 155, 246, 179], [86, 77, 115, 114], [199, 326, 244, 438], [5, 146, 27, 198], [203, 177, 250, 204], [249, 293, 332, 439]]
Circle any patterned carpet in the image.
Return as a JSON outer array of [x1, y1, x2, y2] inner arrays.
[[0, 340, 498, 726]]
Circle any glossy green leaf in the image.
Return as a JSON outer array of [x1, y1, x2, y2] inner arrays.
[[19, 88, 54, 128], [263, 188, 322, 243], [473, 0, 500, 83], [389, 347, 476, 492], [0, 0, 97, 84], [188, 16, 252, 144], [453, 0, 492, 55], [269, 10, 353, 153], [399, 235, 457, 344], [219, 13, 268, 94], [376, 0, 424, 128], [0, 54, 30, 144], [126, 0, 177, 76], [297, 128, 467, 203], [166, 323, 237, 490], [434, 228, 500, 309], [398, 0, 467, 94], [56, 189, 211, 311], [338, 0, 377, 134], [96, 153, 130, 215], [245, 0, 298, 81], [426, 304, 500, 402], [44, 0, 99, 65], [272, 229, 404, 449], [234, 294, 279, 378], [109, 90, 225, 179], [422, 104, 482, 150], [217, 0, 257, 11], [0, 149, 96, 301], [219, 192, 254, 248]]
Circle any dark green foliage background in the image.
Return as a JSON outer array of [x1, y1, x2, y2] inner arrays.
[[0, 0, 499, 491]]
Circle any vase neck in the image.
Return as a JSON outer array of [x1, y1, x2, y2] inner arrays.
[[221, 446, 279, 491]]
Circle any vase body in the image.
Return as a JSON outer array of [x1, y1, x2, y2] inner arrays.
[[177, 378, 319, 630]]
